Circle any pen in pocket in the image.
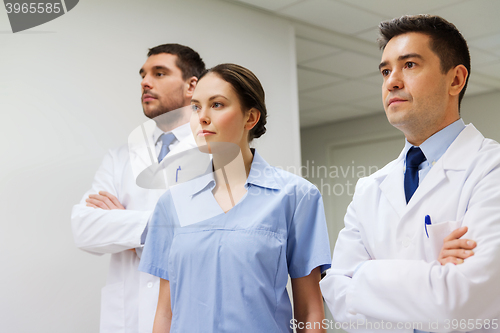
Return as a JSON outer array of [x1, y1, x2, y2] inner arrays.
[[425, 215, 432, 238]]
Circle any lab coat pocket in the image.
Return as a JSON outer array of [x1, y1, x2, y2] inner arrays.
[[425, 220, 461, 260], [100, 281, 125, 333]]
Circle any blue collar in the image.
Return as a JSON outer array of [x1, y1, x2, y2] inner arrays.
[[403, 118, 465, 165], [188, 150, 280, 197], [245, 149, 281, 190]]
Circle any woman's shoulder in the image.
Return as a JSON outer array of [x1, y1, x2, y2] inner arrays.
[[268, 166, 320, 197], [251, 150, 320, 198]]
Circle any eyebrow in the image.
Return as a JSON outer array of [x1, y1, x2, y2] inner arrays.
[[209, 95, 229, 101], [139, 65, 172, 75], [379, 53, 423, 70], [191, 95, 230, 104]]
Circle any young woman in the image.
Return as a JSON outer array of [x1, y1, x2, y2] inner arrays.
[[139, 64, 331, 333]]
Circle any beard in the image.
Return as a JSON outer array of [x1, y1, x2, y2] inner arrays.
[[143, 94, 190, 132], [142, 97, 185, 119], [142, 85, 186, 119]]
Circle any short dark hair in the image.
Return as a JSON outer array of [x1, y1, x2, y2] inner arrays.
[[378, 15, 470, 107], [147, 43, 205, 80], [200, 64, 267, 141]]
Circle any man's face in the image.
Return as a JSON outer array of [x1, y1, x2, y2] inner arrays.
[[379, 32, 457, 144], [140, 53, 189, 119]]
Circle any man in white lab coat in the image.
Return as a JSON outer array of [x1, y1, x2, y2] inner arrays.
[[320, 15, 500, 333], [71, 44, 205, 333]]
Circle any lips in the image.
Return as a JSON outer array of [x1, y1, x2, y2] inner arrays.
[[197, 130, 216, 137], [142, 93, 157, 102], [388, 97, 407, 106]]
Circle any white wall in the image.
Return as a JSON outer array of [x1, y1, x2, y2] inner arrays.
[[461, 91, 500, 141], [0, 1, 299, 332], [301, 111, 398, 229]]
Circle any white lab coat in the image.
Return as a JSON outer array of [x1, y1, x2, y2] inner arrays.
[[320, 124, 500, 333], [71, 120, 197, 333]]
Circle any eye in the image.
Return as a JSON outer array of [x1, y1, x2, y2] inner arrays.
[[212, 102, 223, 109], [381, 69, 390, 77], [156, 72, 165, 77], [404, 61, 416, 69], [191, 104, 200, 112]]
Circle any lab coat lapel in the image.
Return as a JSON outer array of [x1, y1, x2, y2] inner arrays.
[[377, 124, 483, 220], [165, 133, 197, 158], [135, 133, 200, 190], [378, 151, 407, 219], [402, 124, 483, 216], [403, 160, 447, 215], [128, 120, 158, 178], [129, 121, 198, 189], [440, 124, 484, 171]]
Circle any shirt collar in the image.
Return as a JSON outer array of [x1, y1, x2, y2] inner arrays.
[[189, 171, 216, 197], [403, 118, 465, 166], [153, 122, 192, 145], [171, 122, 192, 143], [245, 149, 280, 190], [187, 149, 280, 197], [152, 126, 164, 145]]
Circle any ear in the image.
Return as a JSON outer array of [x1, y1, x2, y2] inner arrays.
[[449, 64, 468, 97], [244, 108, 261, 131], [185, 76, 198, 99]]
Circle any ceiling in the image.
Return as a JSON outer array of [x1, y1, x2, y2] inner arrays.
[[227, 0, 500, 128]]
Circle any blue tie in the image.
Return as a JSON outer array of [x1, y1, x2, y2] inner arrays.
[[158, 132, 176, 163], [404, 147, 426, 203]]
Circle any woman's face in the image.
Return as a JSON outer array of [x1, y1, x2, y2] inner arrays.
[[190, 73, 251, 149]]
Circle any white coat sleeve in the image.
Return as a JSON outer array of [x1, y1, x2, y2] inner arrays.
[[320, 178, 372, 325], [71, 150, 151, 255], [345, 164, 500, 329]]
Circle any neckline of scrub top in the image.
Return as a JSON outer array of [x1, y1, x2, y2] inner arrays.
[[178, 150, 281, 215], [188, 149, 281, 197]]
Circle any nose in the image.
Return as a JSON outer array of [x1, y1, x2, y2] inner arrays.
[[197, 107, 211, 125], [385, 70, 404, 91], [141, 74, 152, 91]]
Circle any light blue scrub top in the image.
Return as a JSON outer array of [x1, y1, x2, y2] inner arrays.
[[139, 150, 331, 333]]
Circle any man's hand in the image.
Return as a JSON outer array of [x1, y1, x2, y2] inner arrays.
[[86, 191, 125, 210], [438, 226, 476, 265], [85, 191, 135, 252]]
